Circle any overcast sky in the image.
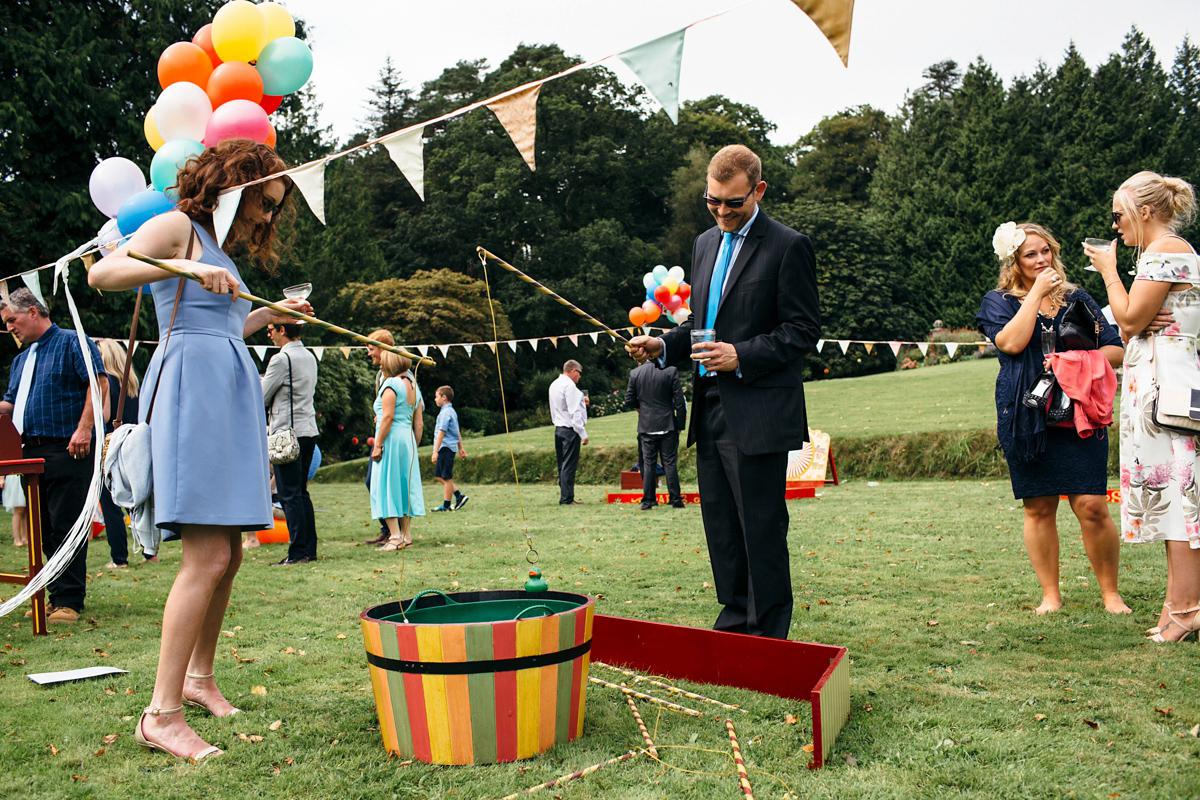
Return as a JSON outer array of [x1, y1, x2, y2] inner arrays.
[[283, 0, 1195, 147]]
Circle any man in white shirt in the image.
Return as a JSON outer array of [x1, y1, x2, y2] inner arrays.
[[548, 360, 588, 505]]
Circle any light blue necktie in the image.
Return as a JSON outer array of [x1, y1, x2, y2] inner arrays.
[[11, 341, 38, 435], [700, 232, 734, 376]]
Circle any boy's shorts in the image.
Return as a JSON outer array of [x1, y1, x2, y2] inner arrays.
[[435, 447, 456, 480]]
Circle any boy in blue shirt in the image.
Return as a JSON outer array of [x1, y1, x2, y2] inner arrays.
[[430, 386, 468, 511]]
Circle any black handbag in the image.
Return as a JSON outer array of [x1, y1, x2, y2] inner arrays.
[[1057, 295, 1101, 351], [1022, 368, 1074, 426]]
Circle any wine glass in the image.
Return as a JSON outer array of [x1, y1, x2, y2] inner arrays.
[[282, 283, 312, 323], [1081, 238, 1112, 272]]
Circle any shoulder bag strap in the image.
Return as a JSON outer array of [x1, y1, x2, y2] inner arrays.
[[143, 227, 194, 424], [286, 352, 294, 429]]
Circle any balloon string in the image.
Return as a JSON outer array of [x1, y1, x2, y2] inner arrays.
[[478, 250, 537, 565]]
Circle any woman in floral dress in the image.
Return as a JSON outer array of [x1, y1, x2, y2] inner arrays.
[[1087, 170, 1200, 643]]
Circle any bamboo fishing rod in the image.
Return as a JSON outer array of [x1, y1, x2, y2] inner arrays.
[[127, 252, 435, 365], [476, 246, 630, 343]]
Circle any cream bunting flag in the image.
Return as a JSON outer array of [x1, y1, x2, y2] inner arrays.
[[486, 86, 542, 171], [289, 159, 328, 224], [417, 344, 429, 357], [945, 342, 959, 359], [312, 347, 325, 361], [0, 279, 10, 309], [487, 342, 497, 353], [888, 341, 902, 356], [788, 0, 855, 66], [587, 332, 599, 344], [506, 340, 518, 353], [617, 28, 686, 124], [529, 338, 539, 351], [816, 339, 825, 351], [381, 127, 426, 200], [213, 188, 243, 248], [568, 334, 578, 346], [437, 344, 451, 358], [340, 346, 353, 358], [917, 342, 929, 357], [838, 340, 850, 354], [464, 344, 474, 357], [20, 271, 46, 309], [251, 345, 267, 361]]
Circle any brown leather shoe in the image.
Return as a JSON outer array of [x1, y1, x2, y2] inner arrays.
[[364, 531, 389, 545], [47, 606, 80, 622]]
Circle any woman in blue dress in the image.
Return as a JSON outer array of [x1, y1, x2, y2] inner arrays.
[[370, 351, 425, 550], [976, 222, 1130, 616], [89, 140, 311, 761]]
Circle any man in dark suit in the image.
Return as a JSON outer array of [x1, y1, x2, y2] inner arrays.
[[627, 144, 820, 639], [625, 361, 687, 510]]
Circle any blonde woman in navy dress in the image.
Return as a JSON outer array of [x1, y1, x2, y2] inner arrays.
[[89, 140, 312, 760]]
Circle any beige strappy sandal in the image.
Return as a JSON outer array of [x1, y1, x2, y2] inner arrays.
[[135, 706, 223, 761], [182, 672, 242, 717]]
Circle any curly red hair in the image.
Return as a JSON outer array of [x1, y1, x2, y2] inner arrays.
[[174, 139, 292, 270]]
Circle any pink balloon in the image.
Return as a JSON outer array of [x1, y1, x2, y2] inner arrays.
[[665, 294, 684, 312], [203, 99, 270, 146]]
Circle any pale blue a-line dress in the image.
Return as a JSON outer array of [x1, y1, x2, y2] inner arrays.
[[370, 376, 425, 519], [140, 221, 272, 534]]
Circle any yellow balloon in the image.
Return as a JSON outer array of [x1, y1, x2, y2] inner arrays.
[[211, 0, 268, 64], [259, 2, 295, 41], [662, 278, 678, 294], [144, 106, 165, 151]]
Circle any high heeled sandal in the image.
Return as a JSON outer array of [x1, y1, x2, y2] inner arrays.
[[377, 539, 410, 551], [1145, 603, 1170, 635], [182, 672, 241, 717], [1148, 604, 1200, 643], [135, 706, 223, 761]]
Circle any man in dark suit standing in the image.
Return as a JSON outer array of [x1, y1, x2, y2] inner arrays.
[[627, 144, 820, 639], [625, 361, 687, 510]]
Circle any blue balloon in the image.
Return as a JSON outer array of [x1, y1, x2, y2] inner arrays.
[[150, 138, 204, 199], [256, 37, 313, 95], [116, 189, 176, 236], [651, 264, 669, 283]]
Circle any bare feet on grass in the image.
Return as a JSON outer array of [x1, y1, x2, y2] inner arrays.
[[1034, 598, 1062, 614], [1102, 593, 1133, 614]]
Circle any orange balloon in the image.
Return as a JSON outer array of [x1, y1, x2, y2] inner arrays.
[[206, 61, 263, 108], [628, 307, 647, 326], [641, 300, 662, 323], [191, 24, 223, 69], [265, 122, 277, 149], [158, 42, 213, 90]]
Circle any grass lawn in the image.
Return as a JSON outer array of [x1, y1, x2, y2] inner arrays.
[[2, 478, 1197, 799]]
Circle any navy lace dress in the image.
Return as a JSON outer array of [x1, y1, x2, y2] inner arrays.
[[976, 289, 1121, 499]]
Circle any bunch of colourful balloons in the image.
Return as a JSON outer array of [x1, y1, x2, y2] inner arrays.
[[87, 1, 313, 237], [629, 265, 691, 327]]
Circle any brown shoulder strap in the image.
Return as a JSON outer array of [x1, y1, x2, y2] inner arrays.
[[143, 227, 195, 424]]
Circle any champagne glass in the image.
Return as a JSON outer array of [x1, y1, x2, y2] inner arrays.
[[282, 282, 312, 322], [1082, 238, 1112, 272]]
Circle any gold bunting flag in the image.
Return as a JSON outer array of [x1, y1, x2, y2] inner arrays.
[[487, 85, 542, 171], [789, 0, 855, 66]]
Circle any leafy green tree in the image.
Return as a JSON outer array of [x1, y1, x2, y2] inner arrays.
[[788, 105, 891, 204]]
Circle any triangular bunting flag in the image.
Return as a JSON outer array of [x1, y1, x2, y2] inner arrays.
[[311, 347, 325, 361], [251, 345, 267, 361], [340, 346, 353, 358], [80, 253, 96, 272], [788, 0, 855, 66], [978, 344, 987, 355], [529, 338, 539, 351], [417, 344, 429, 357], [288, 159, 328, 224], [816, 338, 825, 351], [0, 279, 10, 308], [568, 335, 578, 346], [587, 332, 598, 344], [463, 344, 473, 357], [506, 340, 518, 353], [946, 342, 959, 358], [486, 86, 542, 170], [863, 342, 875, 354], [381, 127, 426, 200], [213, 187, 243, 248], [888, 341, 902, 356], [487, 342, 497, 353], [838, 340, 850, 354], [917, 342, 929, 357], [20, 271, 46, 309], [548, 337, 558, 348], [437, 344, 451, 357], [617, 28, 686, 124]]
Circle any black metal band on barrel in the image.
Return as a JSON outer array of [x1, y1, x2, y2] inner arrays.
[[365, 639, 592, 675]]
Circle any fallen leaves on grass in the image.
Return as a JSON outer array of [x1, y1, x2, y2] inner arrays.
[[1154, 708, 1171, 716], [251, 685, 267, 696], [102, 734, 118, 744], [1034, 714, 1047, 722], [47, 744, 59, 756], [92, 648, 109, 658], [336, 633, 346, 639], [237, 733, 264, 743], [801, 743, 814, 753], [1083, 719, 1099, 729], [269, 720, 282, 731], [784, 713, 799, 725]]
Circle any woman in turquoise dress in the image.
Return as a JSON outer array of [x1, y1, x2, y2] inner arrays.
[[89, 140, 311, 760], [370, 351, 425, 550], [1087, 170, 1200, 643]]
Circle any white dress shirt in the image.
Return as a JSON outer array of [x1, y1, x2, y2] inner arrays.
[[548, 373, 587, 439]]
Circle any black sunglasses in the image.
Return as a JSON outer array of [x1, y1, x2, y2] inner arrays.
[[261, 194, 284, 217], [702, 186, 757, 209], [1111, 211, 1123, 225]]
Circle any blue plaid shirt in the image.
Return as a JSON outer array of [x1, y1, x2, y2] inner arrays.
[[3, 324, 104, 439]]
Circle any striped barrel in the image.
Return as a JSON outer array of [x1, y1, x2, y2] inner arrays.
[[361, 590, 594, 764]]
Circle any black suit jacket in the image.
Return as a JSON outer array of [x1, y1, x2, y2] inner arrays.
[[625, 362, 686, 434], [660, 210, 820, 455]]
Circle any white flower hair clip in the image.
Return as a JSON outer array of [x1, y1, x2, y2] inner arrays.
[[992, 222, 1026, 266]]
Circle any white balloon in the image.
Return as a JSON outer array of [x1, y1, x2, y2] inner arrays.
[[89, 157, 147, 218], [155, 81, 213, 143], [672, 308, 691, 324], [642, 272, 656, 290], [668, 265, 685, 283]]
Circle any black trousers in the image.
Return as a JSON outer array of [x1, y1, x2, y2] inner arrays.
[[100, 484, 128, 565], [639, 431, 682, 507], [23, 439, 92, 612], [694, 383, 791, 638], [554, 427, 581, 504], [276, 436, 318, 561]]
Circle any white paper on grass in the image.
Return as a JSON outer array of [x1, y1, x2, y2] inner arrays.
[[28, 666, 128, 685]]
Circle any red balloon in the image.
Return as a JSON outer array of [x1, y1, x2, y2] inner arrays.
[[653, 284, 671, 304], [192, 24, 224, 69], [641, 300, 662, 323], [366, 437, 375, 447], [158, 42, 214, 90], [351, 437, 359, 446], [260, 94, 283, 114], [677, 282, 691, 300], [628, 306, 647, 326], [207, 61, 264, 108], [665, 294, 684, 312]]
